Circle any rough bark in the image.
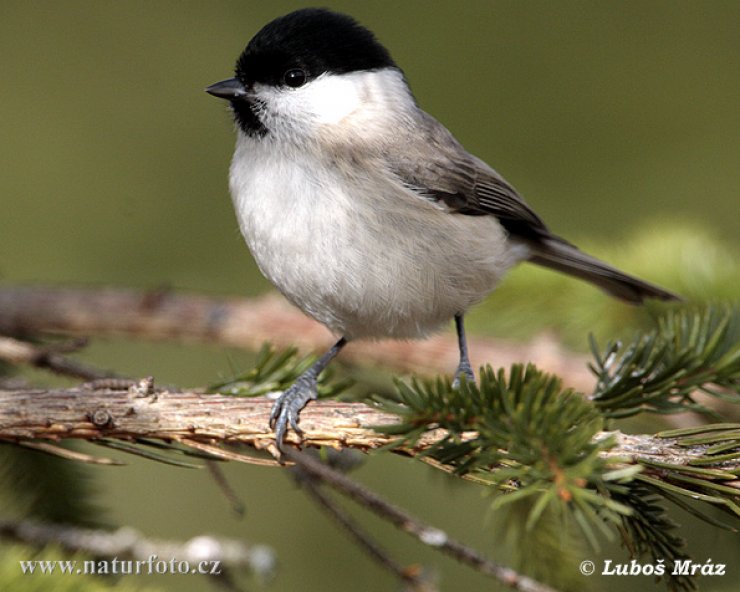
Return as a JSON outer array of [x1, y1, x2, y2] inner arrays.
[[0, 387, 725, 471]]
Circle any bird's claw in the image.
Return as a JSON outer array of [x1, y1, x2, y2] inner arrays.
[[452, 362, 475, 389], [269, 375, 318, 449]]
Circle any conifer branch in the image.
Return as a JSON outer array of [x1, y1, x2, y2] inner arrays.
[[589, 304, 739, 417], [0, 386, 735, 470], [369, 305, 739, 591], [1, 289, 737, 591]]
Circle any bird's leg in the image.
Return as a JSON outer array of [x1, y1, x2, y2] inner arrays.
[[269, 337, 348, 447], [452, 314, 475, 388]]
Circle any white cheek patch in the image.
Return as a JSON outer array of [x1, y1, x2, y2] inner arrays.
[[292, 73, 363, 124], [254, 73, 362, 127], [252, 69, 411, 141]]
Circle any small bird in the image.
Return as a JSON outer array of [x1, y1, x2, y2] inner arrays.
[[207, 8, 679, 445]]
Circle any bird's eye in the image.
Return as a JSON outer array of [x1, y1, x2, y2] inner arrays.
[[283, 68, 307, 88]]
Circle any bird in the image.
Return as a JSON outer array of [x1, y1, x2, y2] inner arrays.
[[206, 8, 679, 446]]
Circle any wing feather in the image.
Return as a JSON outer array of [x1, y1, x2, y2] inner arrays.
[[384, 112, 679, 303]]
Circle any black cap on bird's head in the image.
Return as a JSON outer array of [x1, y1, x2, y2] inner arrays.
[[206, 9, 397, 135], [236, 8, 396, 86]]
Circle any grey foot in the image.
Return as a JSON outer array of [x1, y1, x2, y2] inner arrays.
[[269, 374, 318, 447], [452, 362, 475, 389]]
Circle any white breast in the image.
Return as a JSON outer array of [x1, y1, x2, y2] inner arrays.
[[229, 132, 528, 340]]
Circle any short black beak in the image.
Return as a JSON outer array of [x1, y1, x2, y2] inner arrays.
[[205, 77, 247, 100]]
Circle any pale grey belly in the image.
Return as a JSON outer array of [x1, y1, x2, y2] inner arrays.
[[240, 187, 526, 339]]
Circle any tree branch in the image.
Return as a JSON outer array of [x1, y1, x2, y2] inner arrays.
[[283, 448, 557, 592], [0, 285, 593, 391], [294, 467, 434, 591], [0, 387, 731, 473], [0, 385, 562, 590], [3, 286, 734, 591], [0, 335, 117, 381]]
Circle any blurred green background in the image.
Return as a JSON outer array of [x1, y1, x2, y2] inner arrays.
[[1, 1, 738, 591]]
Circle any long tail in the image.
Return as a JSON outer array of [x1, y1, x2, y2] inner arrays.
[[528, 237, 681, 304]]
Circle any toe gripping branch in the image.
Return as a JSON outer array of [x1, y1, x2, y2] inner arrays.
[[269, 338, 347, 449]]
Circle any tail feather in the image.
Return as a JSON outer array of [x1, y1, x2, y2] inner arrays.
[[529, 238, 681, 304]]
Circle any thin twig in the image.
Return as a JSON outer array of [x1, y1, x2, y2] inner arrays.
[[0, 335, 117, 381], [282, 448, 558, 592], [206, 460, 247, 517], [17, 441, 124, 465], [180, 438, 281, 467], [295, 466, 434, 591]]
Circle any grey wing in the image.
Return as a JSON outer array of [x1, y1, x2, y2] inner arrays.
[[387, 113, 555, 242], [387, 114, 679, 304]]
